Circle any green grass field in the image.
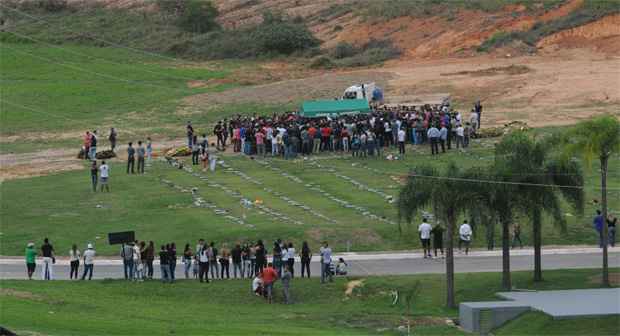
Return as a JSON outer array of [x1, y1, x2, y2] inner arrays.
[[1, 268, 617, 336], [1, 136, 618, 256]]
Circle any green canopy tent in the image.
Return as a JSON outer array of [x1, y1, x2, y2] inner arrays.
[[299, 99, 371, 118]]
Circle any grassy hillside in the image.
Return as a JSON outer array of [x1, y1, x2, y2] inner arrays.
[[0, 43, 234, 135], [2, 134, 618, 256], [1, 268, 617, 336]]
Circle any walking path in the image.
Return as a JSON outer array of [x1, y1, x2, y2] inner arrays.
[[2, 247, 618, 280]]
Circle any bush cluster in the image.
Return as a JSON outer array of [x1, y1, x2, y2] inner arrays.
[[177, 12, 319, 59], [313, 39, 401, 69]]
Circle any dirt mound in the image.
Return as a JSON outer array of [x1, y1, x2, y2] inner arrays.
[[538, 14, 620, 54], [441, 65, 532, 77]]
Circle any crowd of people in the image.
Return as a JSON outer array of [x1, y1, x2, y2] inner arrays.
[[184, 101, 482, 159], [23, 238, 350, 304]]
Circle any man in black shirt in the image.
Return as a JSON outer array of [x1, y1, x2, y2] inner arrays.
[[231, 244, 242, 279], [127, 142, 135, 174], [186, 121, 194, 148], [159, 246, 171, 283], [41, 238, 55, 280], [431, 224, 444, 258]]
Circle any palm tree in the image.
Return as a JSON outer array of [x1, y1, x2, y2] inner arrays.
[[472, 165, 519, 291], [496, 132, 584, 282], [398, 162, 478, 308], [564, 115, 620, 287]]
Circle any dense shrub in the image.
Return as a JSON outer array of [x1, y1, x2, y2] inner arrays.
[[37, 0, 68, 12], [177, 13, 319, 59], [251, 20, 320, 55], [176, 0, 219, 33], [316, 39, 401, 69], [309, 56, 335, 69], [331, 42, 358, 59]]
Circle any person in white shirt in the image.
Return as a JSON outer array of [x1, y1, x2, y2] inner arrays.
[[427, 125, 440, 156], [69, 244, 81, 280], [99, 161, 110, 192], [198, 246, 210, 283], [459, 220, 473, 255], [81, 243, 95, 280], [319, 242, 332, 284], [470, 110, 479, 130], [133, 242, 142, 281], [252, 275, 264, 296], [439, 126, 448, 153], [397, 128, 406, 155], [286, 242, 296, 278], [456, 124, 465, 150], [418, 218, 433, 258]]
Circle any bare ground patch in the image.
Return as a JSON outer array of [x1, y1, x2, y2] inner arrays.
[[588, 272, 620, 286], [0, 288, 43, 301]]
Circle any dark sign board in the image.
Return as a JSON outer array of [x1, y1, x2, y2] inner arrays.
[[108, 231, 135, 245]]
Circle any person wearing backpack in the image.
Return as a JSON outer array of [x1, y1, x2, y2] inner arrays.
[[120, 243, 134, 280]]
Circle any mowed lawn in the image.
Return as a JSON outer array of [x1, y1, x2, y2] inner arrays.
[[0, 42, 237, 153], [1, 133, 618, 256], [0, 268, 617, 336]]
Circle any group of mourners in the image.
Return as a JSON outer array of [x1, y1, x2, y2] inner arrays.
[[82, 125, 153, 192], [24, 238, 349, 304], [185, 101, 482, 159]]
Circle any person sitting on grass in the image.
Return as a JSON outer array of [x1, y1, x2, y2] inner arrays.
[[252, 274, 264, 297], [261, 262, 278, 304]]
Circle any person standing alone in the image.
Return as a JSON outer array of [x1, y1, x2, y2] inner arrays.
[[25, 242, 37, 280], [109, 127, 117, 151], [459, 220, 472, 255]]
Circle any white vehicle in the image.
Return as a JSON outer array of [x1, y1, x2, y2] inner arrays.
[[343, 83, 383, 103]]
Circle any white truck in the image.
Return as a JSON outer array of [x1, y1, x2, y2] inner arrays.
[[342, 83, 383, 104]]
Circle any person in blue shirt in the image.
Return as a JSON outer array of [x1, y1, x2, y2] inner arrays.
[[593, 210, 605, 248]]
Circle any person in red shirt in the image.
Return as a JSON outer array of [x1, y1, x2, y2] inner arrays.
[[320, 126, 332, 151], [261, 262, 278, 304]]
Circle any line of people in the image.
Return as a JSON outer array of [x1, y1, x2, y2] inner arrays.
[[24, 238, 349, 287]]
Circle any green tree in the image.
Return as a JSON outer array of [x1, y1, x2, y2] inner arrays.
[[496, 131, 584, 282], [177, 0, 219, 33], [564, 115, 620, 286], [471, 166, 519, 291], [398, 163, 478, 308]]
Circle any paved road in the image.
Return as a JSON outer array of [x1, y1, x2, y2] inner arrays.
[[3, 247, 618, 280]]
